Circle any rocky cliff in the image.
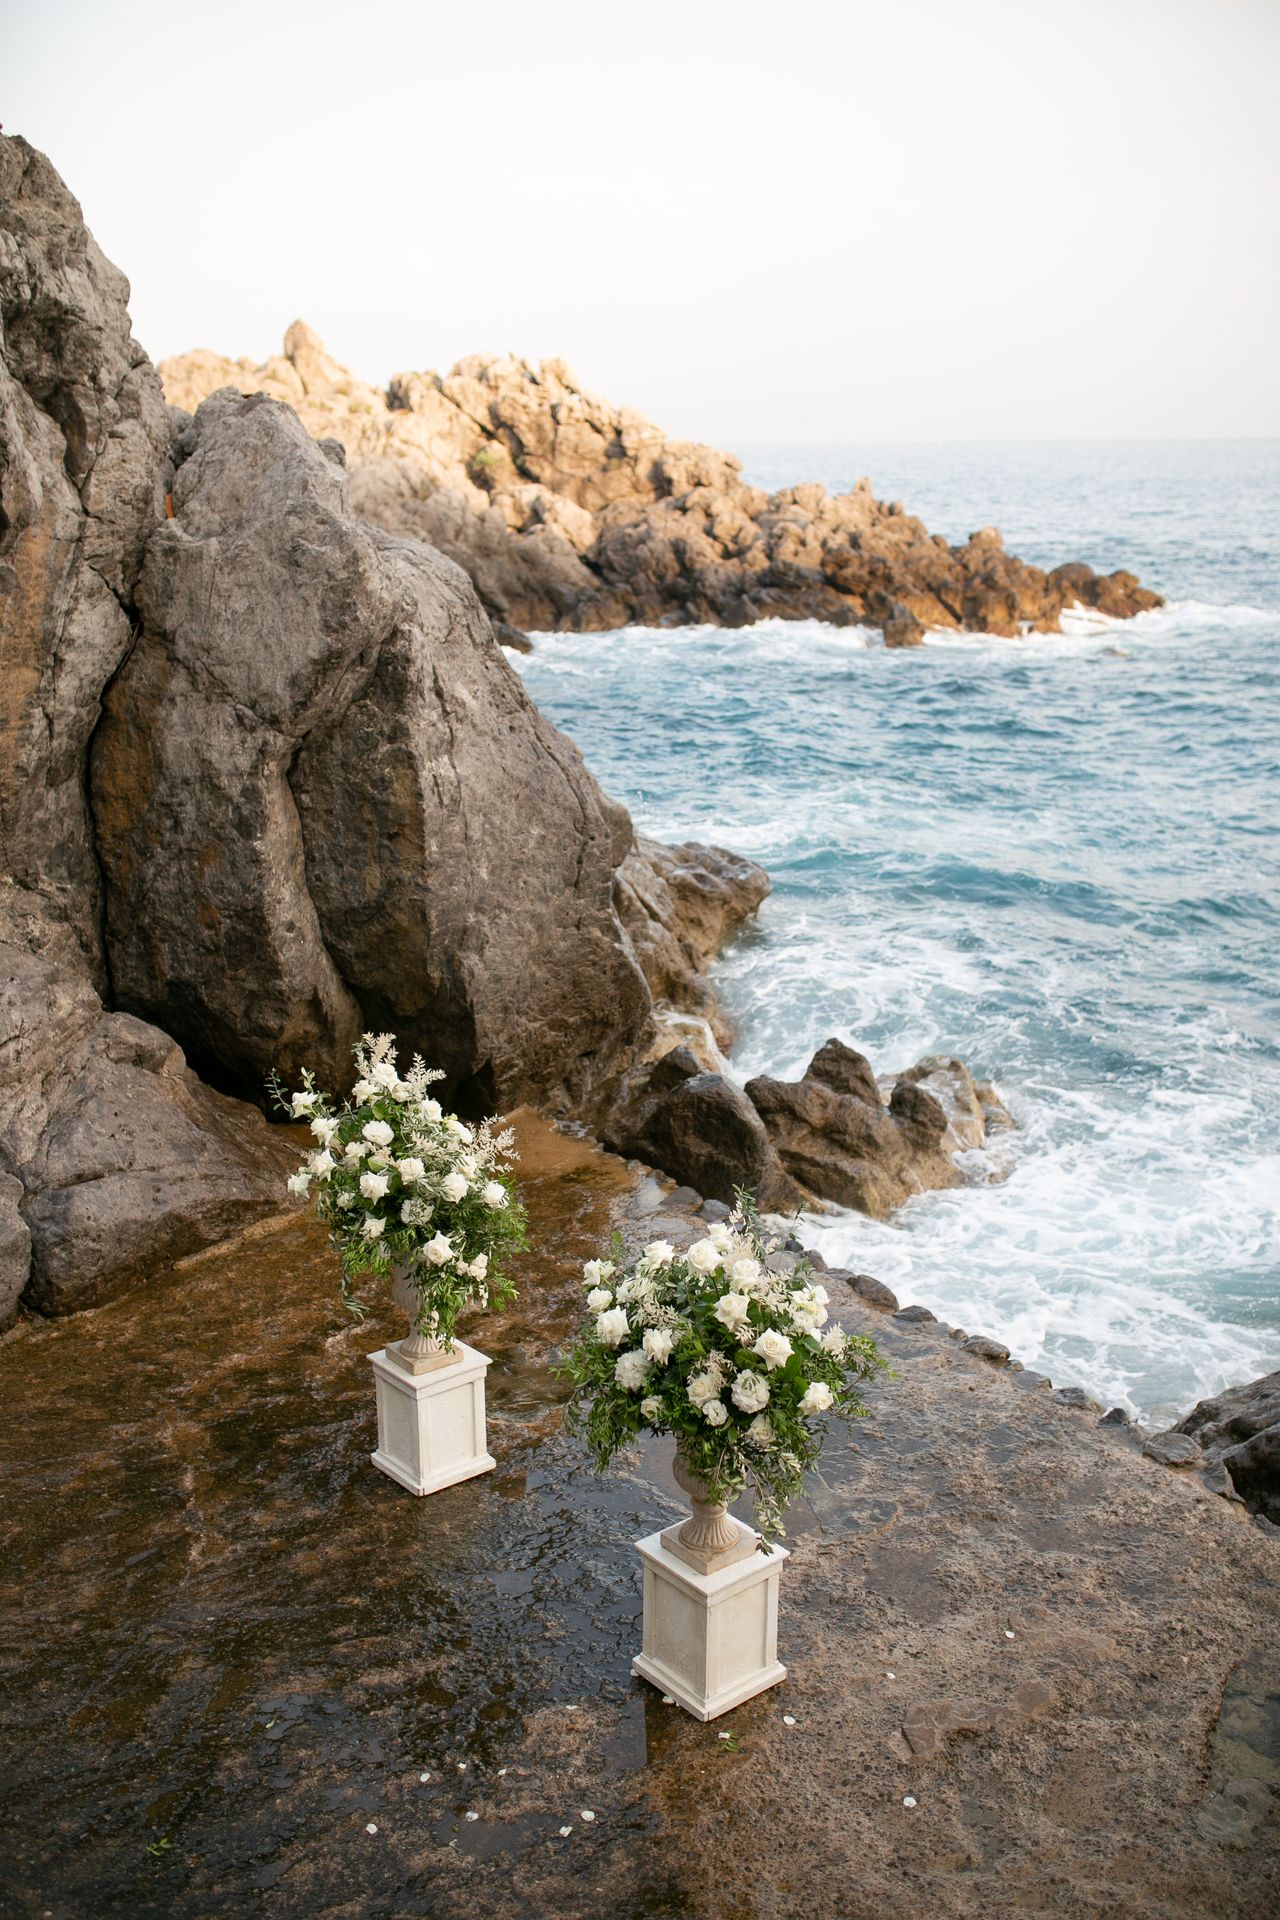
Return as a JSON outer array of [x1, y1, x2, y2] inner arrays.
[[0, 136, 764, 1328], [160, 325, 1163, 647]]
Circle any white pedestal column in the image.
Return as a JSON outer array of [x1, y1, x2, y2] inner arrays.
[[632, 1529, 789, 1721], [368, 1341, 496, 1495]]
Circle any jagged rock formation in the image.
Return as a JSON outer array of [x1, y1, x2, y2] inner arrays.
[[0, 136, 767, 1326], [0, 137, 295, 1323], [1167, 1369, 1280, 1524], [160, 326, 1163, 647], [613, 837, 770, 1065], [607, 1038, 1012, 1216]]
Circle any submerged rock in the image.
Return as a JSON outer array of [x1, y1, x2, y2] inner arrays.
[[159, 326, 1163, 645]]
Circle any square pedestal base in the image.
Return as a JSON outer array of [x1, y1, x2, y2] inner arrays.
[[632, 1528, 789, 1721], [369, 1340, 496, 1495]]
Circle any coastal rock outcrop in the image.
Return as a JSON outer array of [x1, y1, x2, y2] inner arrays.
[[0, 134, 770, 1321], [614, 837, 769, 1062], [0, 136, 171, 967], [93, 387, 653, 1114], [608, 1037, 1012, 1219], [1169, 1369, 1280, 1523], [159, 328, 1163, 647]]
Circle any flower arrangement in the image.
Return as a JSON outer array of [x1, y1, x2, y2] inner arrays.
[[270, 1034, 526, 1348], [559, 1198, 885, 1545]]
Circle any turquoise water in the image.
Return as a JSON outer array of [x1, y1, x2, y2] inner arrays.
[[515, 443, 1280, 1424]]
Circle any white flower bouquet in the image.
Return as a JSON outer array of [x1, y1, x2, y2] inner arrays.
[[559, 1198, 885, 1545], [270, 1034, 526, 1348]]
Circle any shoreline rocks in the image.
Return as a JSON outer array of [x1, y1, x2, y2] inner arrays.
[[606, 1037, 1014, 1217], [158, 326, 1163, 648], [1162, 1369, 1280, 1525]]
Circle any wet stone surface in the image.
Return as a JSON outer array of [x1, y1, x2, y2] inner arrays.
[[1, 1112, 1278, 1918]]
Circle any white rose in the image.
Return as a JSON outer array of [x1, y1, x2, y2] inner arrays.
[[309, 1149, 335, 1178], [421, 1098, 443, 1122], [702, 1399, 729, 1427], [730, 1369, 770, 1414], [642, 1240, 676, 1267], [642, 1327, 675, 1365], [586, 1288, 613, 1312], [729, 1256, 762, 1288], [746, 1413, 775, 1449], [310, 1116, 338, 1144], [359, 1171, 389, 1200], [425, 1231, 454, 1266], [391, 1082, 414, 1102], [707, 1222, 734, 1251], [799, 1381, 835, 1414], [686, 1238, 723, 1275], [396, 1157, 426, 1184], [290, 1091, 317, 1116], [362, 1120, 394, 1148], [820, 1326, 849, 1357], [352, 1079, 378, 1102], [371, 1061, 400, 1091], [583, 1258, 615, 1286], [286, 1171, 310, 1196], [688, 1371, 719, 1408], [596, 1307, 630, 1348], [753, 1328, 794, 1371], [343, 1139, 366, 1162], [482, 1181, 507, 1208], [440, 1172, 468, 1203], [713, 1292, 751, 1336], [614, 1349, 652, 1392], [361, 1215, 386, 1240], [640, 1395, 663, 1423]]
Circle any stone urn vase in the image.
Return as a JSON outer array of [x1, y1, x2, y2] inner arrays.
[[664, 1451, 757, 1574], [367, 1264, 495, 1497], [388, 1263, 459, 1376]]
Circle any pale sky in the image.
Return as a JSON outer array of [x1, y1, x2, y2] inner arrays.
[[7, 0, 1279, 444]]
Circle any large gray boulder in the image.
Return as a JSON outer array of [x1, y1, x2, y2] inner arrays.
[[92, 388, 653, 1112], [607, 1058, 806, 1214], [0, 136, 170, 969], [0, 883, 294, 1321]]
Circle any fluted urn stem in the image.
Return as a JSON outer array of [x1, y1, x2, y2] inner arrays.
[[666, 1451, 756, 1574], [389, 1264, 459, 1375]]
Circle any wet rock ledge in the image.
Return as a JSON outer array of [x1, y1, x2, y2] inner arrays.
[[0, 1112, 1274, 1920]]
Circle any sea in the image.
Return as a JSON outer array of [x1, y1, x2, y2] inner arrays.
[[514, 441, 1280, 1426]]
